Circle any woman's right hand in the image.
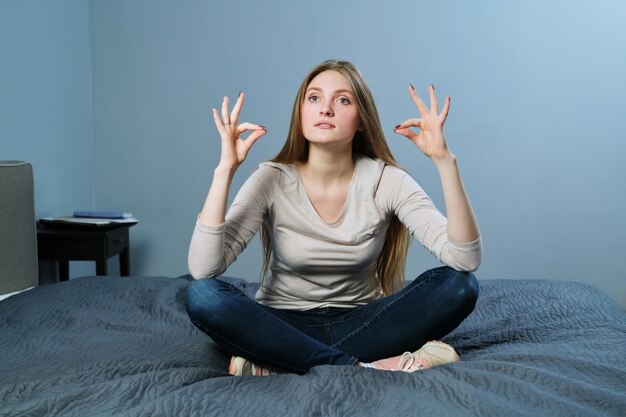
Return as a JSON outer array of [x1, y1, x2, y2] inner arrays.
[[213, 92, 266, 172]]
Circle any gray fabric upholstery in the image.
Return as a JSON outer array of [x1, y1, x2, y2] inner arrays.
[[0, 161, 38, 294]]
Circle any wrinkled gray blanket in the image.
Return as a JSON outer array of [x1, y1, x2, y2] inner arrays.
[[1, 276, 624, 417]]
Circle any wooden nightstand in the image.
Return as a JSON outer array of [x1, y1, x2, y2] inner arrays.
[[37, 222, 136, 281]]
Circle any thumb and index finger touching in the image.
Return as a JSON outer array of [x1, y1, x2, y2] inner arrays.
[[395, 84, 451, 137], [211, 92, 267, 143]]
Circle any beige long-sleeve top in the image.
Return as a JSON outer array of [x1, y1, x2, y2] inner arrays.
[[188, 157, 482, 310]]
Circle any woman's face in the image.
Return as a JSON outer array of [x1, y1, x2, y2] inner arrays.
[[300, 70, 362, 147]]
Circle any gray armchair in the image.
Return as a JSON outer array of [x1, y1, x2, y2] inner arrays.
[[0, 161, 38, 294]]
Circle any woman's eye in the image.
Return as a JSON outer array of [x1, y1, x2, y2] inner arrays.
[[308, 95, 319, 102], [338, 97, 350, 105]]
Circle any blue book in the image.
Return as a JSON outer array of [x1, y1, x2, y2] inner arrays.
[[73, 210, 134, 219]]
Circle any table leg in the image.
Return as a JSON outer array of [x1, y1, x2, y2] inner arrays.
[[120, 247, 130, 276], [96, 259, 108, 276], [59, 261, 70, 281]]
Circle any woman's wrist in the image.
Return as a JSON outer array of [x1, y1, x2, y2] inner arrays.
[[432, 153, 457, 170], [214, 164, 237, 179]]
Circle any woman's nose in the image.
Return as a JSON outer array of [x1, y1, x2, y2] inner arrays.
[[319, 104, 333, 116]]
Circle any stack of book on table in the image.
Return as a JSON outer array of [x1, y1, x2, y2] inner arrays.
[[39, 211, 138, 228]]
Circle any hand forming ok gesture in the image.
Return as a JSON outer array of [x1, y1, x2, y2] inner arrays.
[[394, 84, 453, 161], [213, 92, 266, 171]]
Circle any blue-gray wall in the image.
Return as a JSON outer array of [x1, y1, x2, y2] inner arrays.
[[0, 0, 95, 277], [3, 0, 625, 306]]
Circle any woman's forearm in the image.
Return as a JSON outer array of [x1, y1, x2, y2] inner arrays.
[[198, 165, 236, 226], [433, 155, 480, 243]]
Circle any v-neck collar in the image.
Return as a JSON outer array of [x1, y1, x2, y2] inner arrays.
[[295, 158, 360, 225]]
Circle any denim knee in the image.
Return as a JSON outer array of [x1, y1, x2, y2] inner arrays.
[[449, 268, 479, 315], [185, 278, 229, 325], [427, 266, 478, 312]]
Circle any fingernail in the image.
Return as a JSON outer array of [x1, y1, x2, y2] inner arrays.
[[410, 83, 415, 91], [395, 124, 402, 129], [238, 91, 243, 97], [259, 125, 267, 131], [431, 84, 435, 91]]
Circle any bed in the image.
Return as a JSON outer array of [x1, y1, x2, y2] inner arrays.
[[1, 273, 624, 417]]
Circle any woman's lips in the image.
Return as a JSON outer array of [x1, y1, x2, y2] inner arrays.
[[315, 122, 335, 128]]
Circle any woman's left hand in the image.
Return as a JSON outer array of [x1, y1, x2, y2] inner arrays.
[[394, 84, 454, 161]]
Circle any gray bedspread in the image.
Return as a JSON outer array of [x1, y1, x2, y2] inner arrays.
[[1, 276, 624, 417]]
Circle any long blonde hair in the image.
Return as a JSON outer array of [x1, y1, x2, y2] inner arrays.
[[261, 59, 411, 295]]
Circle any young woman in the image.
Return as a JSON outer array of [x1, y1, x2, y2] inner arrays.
[[185, 60, 482, 376]]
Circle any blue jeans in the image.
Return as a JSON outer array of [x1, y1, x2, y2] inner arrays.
[[185, 266, 478, 374]]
